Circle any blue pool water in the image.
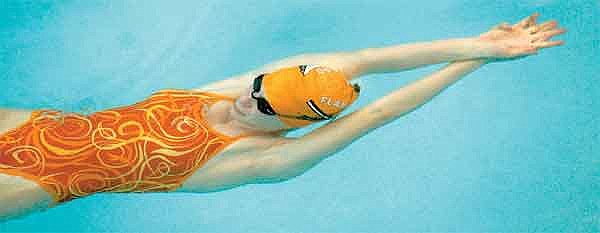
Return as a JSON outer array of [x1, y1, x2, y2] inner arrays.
[[1, 0, 598, 232]]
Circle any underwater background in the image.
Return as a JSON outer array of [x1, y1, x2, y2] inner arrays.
[[0, 0, 598, 232]]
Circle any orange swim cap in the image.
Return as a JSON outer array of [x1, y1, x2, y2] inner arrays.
[[262, 65, 359, 128]]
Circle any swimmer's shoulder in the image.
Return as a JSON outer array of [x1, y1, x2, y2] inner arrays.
[[0, 108, 33, 133]]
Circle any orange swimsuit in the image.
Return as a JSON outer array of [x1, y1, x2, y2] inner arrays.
[[0, 89, 250, 204]]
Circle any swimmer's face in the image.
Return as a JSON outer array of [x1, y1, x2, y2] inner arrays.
[[230, 85, 290, 132]]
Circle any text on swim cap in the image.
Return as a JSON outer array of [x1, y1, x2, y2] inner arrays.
[[320, 96, 346, 109]]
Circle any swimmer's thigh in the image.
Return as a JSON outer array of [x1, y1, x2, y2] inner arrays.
[[0, 108, 32, 133], [0, 173, 53, 220], [1, 108, 53, 220]]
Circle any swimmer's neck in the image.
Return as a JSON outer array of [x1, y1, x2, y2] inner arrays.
[[203, 101, 273, 138]]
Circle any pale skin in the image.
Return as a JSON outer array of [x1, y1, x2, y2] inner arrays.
[[0, 13, 565, 221]]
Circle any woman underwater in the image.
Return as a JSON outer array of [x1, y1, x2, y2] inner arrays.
[[0, 13, 565, 220]]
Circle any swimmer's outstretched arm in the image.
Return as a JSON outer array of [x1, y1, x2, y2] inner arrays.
[[250, 18, 565, 183], [253, 59, 487, 182], [196, 13, 564, 97], [343, 13, 564, 77]]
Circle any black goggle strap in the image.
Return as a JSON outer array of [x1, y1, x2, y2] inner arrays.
[[255, 99, 274, 115], [306, 99, 332, 120], [253, 74, 265, 92], [252, 74, 274, 115]]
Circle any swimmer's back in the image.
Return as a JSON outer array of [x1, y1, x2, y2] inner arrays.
[[0, 108, 31, 133]]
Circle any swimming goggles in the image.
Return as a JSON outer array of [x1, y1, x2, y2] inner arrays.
[[251, 74, 333, 122]]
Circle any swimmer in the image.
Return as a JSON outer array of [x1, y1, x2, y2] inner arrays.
[[0, 13, 565, 220]]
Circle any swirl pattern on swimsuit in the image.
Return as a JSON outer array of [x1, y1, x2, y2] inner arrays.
[[0, 89, 243, 203]]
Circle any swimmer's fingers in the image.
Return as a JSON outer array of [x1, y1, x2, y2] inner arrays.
[[533, 28, 567, 42], [495, 22, 513, 31], [529, 20, 558, 34], [534, 40, 565, 49], [515, 12, 540, 29]]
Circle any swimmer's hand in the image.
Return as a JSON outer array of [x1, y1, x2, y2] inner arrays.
[[478, 13, 566, 60]]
